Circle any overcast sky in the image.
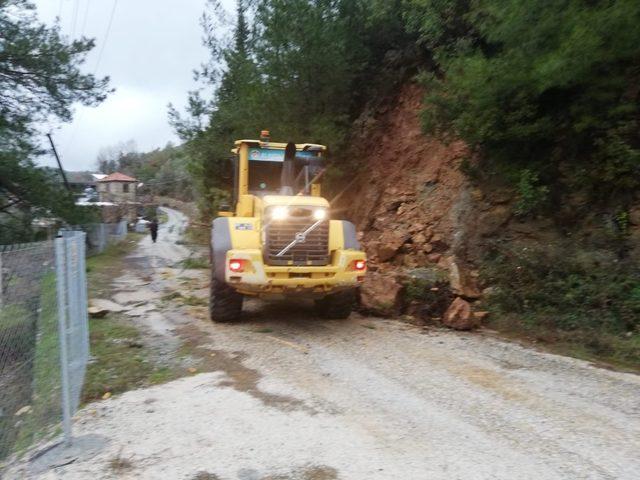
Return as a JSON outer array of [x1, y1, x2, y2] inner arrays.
[[33, 0, 234, 171]]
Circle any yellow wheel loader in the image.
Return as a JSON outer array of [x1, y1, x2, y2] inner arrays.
[[209, 131, 367, 322]]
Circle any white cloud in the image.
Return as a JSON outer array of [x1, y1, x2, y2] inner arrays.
[[31, 0, 236, 171]]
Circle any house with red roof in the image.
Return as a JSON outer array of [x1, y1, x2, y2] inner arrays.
[[96, 172, 139, 203]]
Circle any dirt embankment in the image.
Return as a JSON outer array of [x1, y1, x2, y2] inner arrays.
[[341, 81, 640, 339], [339, 83, 516, 327]]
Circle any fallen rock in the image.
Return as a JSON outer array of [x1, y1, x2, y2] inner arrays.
[[443, 297, 479, 331], [447, 258, 482, 299], [376, 231, 408, 262], [88, 299, 129, 317], [14, 405, 32, 416], [473, 311, 490, 320], [88, 307, 108, 318], [359, 271, 402, 316]]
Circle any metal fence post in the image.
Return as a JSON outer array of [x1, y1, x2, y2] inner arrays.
[[54, 237, 73, 446], [78, 233, 90, 364], [0, 252, 3, 308]]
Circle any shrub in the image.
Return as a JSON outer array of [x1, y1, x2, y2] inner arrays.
[[482, 242, 640, 365]]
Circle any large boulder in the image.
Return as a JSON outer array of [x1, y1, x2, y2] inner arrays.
[[446, 257, 482, 299], [359, 271, 402, 316], [443, 297, 479, 331], [375, 231, 409, 262]]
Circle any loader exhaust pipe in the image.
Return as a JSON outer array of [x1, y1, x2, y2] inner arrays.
[[280, 142, 296, 195]]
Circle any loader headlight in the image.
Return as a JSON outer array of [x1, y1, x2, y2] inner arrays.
[[271, 206, 288, 220], [313, 208, 327, 221]]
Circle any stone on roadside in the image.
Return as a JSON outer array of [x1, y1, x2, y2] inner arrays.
[[359, 271, 402, 316], [443, 297, 479, 331]]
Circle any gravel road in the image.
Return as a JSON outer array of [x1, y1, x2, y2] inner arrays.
[[6, 208, 640, 480]]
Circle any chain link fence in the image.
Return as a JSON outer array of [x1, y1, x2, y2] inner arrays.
[[80, 220, 128, 255], [0, 232, 89, 466]]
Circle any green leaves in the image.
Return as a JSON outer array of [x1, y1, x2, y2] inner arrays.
[[1, 0, 111, 242], [409, 0, 640, 202]]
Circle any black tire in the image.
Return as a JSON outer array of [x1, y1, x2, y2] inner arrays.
[[314, 289, 355, 319], [209, 266, 243, 322]]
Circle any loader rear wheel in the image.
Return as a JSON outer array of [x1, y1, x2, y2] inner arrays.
[[314, 289, 355, 319], [209, 267, 243, 323]]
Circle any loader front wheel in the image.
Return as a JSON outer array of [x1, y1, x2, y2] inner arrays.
[[209, 268, 243, 323], [314, 289, 355, 319]]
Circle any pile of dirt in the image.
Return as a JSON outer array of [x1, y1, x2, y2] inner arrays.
[[340, 83, 492, 329]]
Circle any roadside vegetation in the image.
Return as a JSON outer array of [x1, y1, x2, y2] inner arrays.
[[481, 244, 640, 369], [83, 236, 178, 402]]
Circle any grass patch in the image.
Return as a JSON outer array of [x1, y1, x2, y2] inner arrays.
[[162, 291, 183, 302], [82, 315, 177, 402], [181, 295, 207, 307], [180, 256, 209, 269], [481, 242, 640, 371], [185, 223, 210, 246], [82, 234, 180, 403]]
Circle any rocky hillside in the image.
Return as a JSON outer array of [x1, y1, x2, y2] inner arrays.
[[344, 82, 640, 341]]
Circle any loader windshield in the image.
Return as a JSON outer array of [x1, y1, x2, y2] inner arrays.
[[247, 146, 323, 196], [249, 161, 282, 194]]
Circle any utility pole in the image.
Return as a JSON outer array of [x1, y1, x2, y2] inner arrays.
[[47, 133, 70, 191]]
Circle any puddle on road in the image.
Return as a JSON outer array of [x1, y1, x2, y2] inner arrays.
[[176, 324, 317, 414]]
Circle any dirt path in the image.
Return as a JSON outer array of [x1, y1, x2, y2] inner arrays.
[[7, 208, 640, 480]]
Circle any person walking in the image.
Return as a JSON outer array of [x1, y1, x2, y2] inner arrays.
[[149, 218, 159, 243]]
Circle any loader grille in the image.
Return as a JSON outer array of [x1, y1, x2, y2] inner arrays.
[[265, 213, 329, 266]]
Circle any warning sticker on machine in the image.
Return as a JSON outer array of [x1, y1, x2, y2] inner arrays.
[[235, 223, 253, 231]]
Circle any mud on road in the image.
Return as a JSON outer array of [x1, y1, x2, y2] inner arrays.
[[6, 207, 640, 480]]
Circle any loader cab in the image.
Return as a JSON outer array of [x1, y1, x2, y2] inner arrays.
[[225, 132, 326, 217]]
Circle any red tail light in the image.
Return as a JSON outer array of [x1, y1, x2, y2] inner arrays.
[[229, 259, 246, 273], [351, 259, 366, 271]]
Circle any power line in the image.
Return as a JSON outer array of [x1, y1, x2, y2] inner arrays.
[[80, 0, 91, 37], [70, 0, 80, 37], [92, 0, 119, 75], [64, 0, 119, 153]]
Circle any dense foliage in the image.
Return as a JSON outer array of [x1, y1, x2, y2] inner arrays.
[[170, 0, 414, 217], [483, 242, 640, 365], [177, 0, 640, 217], [407, 0, 640, 212], [0, 0, 110, 243]]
